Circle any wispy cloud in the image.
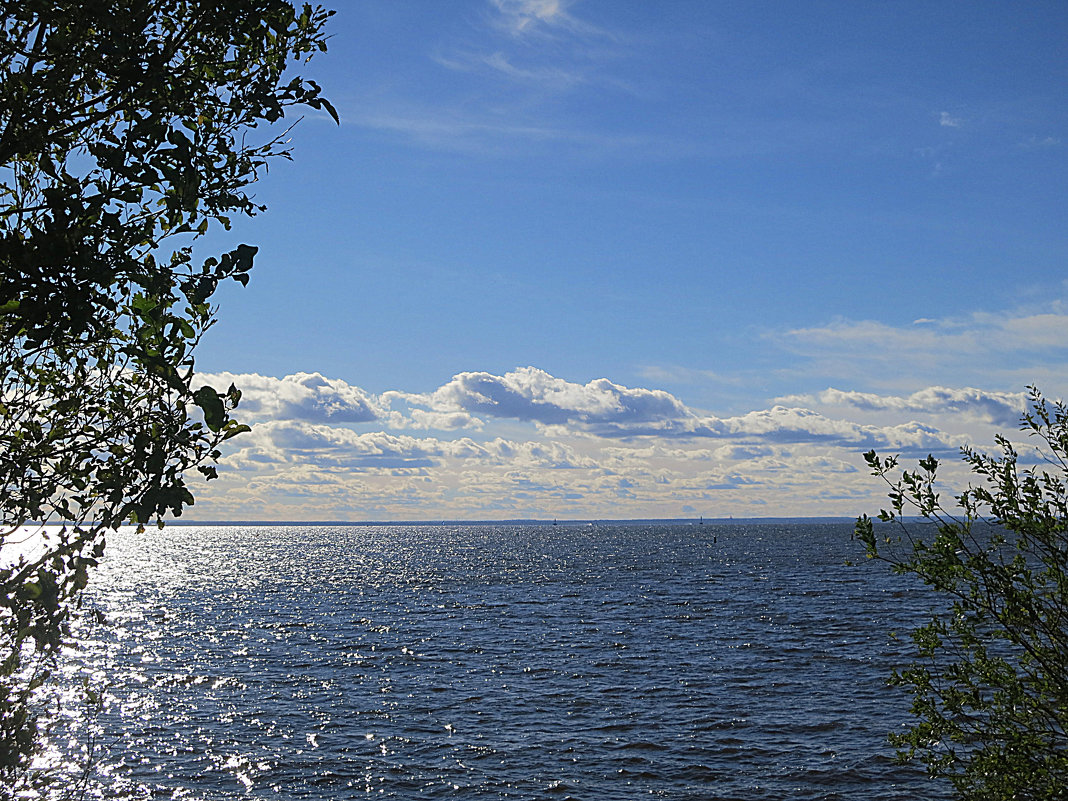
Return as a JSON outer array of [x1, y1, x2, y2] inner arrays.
[[489, 0, 608, 39], [1019, 135, 1062, 149], [431, 47, 592, 90], [361, 0, 631, 154], [772, 306, 1068, 394], [777, 387, 1028, 427], [636, 364, 742, 386], [940, 110, 963, 128], [348, 103, 649, 155], [481, 50, 587, 87]]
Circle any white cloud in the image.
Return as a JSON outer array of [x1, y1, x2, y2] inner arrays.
[[712, 406, 955, 451], [224, 421, 444, 471], [197, 366, 970, 457], [198, 372, 381, 424], [184, 360, 1048, 521], [424, 366, 691, 428], [221, 419, 599, 475], [712, 444, 774, 461], [478, 438, 597, 469], [404, 408, 485, 431], [404, 367, 960, 451]]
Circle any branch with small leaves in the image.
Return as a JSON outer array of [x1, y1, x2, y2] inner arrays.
[[0, 1, 334, 789], [855, 386, 1068, 799]]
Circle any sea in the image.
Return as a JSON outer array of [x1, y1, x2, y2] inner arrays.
[[41, 521, 953, 800]]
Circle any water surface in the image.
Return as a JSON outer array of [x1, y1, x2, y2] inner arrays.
[[58, 522, 949, 799]]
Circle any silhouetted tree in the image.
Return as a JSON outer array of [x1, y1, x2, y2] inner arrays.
[[0, 2, 335, 790]]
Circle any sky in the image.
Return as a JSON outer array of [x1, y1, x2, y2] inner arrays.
[[188, 0, 1067, 521]]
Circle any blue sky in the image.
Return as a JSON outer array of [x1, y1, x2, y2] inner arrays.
[[189, 1, 1067, 520]]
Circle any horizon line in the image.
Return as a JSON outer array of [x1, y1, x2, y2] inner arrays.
[[167, 516, 866, 526]]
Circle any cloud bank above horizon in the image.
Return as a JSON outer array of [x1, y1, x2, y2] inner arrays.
[[191, 340, 1059, 522]]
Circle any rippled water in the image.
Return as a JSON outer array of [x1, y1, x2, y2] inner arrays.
[[51, 523, 950, 799]]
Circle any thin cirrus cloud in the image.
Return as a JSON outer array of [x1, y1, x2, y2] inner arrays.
[[480, 51, 587, 87], [489, 0, 607, 39], [429, 0, 610, 87], [777, 387, 1029, 427], [772, 308, 1068, 391], [348, 105, 642, 156], [432, 46, 592, 90], [781, 310, 1068, 357]]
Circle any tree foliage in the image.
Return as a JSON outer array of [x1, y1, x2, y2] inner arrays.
[[0, 0, 334, 788], [856, 386, 1068, 799]]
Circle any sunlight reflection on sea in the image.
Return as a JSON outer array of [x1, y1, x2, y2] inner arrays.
[[47, 523, 950, 800]]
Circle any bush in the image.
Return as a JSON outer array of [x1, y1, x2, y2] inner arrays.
[[856, 386, 1068, 799]]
